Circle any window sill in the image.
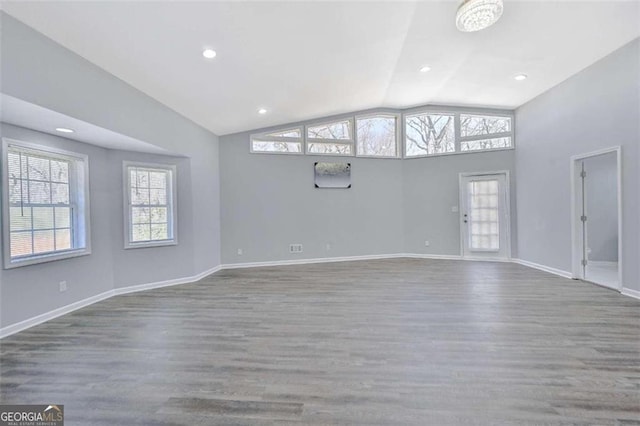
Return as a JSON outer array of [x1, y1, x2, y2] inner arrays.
[[4, 248, 91, 269], [124, 240, 178, 250]]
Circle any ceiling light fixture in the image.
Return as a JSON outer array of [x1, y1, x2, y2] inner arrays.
[[202, 48, 217, 59], [514, 74, 528, 81], [258, 108, 267, 115], [419, 66, 432, 73], [55, 127, 74, 133], [456, 0, 504, 32]]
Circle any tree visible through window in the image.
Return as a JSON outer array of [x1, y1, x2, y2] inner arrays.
[[460, 114, 512, 151], [405, 113, 455, 157], [356, 115, 398, 157], [306, 120, 353, 155]]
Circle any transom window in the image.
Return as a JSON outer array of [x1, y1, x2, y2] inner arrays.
[[124, 163, 177, 248], [250, 127, 303, 154], [460, 114, 513, 152], [356, 114, 399, 158], [306, 119, 354, 155], [2, 139, 90, 268], [405, 113, 456, 157]]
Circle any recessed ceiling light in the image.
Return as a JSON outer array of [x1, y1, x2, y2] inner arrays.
[[514, 74, 528, 81], [419, 66, 432, 73], [258, 108, 267, 115], [202, 48, 217, 59], [55, 127, 74, 133]]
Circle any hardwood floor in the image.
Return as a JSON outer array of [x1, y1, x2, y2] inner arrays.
[[1, 258, 639, 425]]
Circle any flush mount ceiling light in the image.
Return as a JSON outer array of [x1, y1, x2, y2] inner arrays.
[[514, 73, 528, 81], [202, 48, 217, 59], [419, 65, 432, 73], [258, 108, 267, 115], [456, 0, 504, 32], [55, 127, 74, 133]]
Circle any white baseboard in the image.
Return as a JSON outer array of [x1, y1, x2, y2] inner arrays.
[[1, 254, 635, 338], [511, 258, 573, 279], [621, 287, 640, 300], [220, 253, 408, 269], [0, 265, 222, 339]]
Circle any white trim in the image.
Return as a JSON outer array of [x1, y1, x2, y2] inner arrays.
[[621, 287, 640, 300], [570, 146, 623, 290], [0, 264, 222, 339], [512, 258, 573, 279], [2, 137, 92, 269], [123, 161, 178, 249], [3, 255, 636, 339]]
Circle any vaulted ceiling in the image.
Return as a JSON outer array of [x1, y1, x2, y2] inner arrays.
[[3, 1, 639, 135]]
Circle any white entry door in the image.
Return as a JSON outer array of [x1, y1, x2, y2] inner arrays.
[[460, 173, 511, 260]]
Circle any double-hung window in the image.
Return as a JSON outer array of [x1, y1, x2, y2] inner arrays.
[[306, 119, 354, 155], [459, 114, 513, 151], [2, 139, 90, 268], [124, 162, 177, 248]]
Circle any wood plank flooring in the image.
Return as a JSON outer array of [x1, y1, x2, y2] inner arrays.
[[1, 258, 639, 425]]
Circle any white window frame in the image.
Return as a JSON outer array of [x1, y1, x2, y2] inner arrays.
[[458, 112, 514, 152], [2, 138, 91, 269], [250, 126, 304, 155], [354, 112, 401, 159], [403, 110, 458, 159], [305, 118, 355, 156], [123, 161, 178, 249]]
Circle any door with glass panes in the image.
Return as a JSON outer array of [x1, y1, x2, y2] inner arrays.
[[460, 173, 510, 259]]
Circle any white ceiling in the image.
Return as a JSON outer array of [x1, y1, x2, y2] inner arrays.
[[3, 1, 639, 136], [1, 95, 175, 155]]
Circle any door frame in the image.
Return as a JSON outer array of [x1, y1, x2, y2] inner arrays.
[[458, 170, 512, 261], [570, 146, 623, 290]]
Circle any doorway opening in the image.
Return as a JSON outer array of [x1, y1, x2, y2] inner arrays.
[[459, 171, 511, 260], [571, 147, 622, 290]]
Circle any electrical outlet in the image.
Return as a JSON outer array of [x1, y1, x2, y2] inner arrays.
[[424, 240, 430, 247], [59, 281, 67, 292], [289, 244, 303, 253], [237, 248, 243, 255]]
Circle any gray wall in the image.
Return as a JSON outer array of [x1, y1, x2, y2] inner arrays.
[[220, 126, 516, 264], [0, 124, 197, 326], [0, 13, 221, 329], [516, 38, 639, 290], [583, 152, 618, 262]]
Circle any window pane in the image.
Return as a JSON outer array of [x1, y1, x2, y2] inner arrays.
[[52, 183, 70, 204], [10, 231, 32, 257], [405, 114, 455, 156], [307, 120, 351, 140], [55, 207, 71, 228], [132, 207, 150, 224], [29, 181, 51, 204], [27, 156, 50, 181], [7, 152, 26, 179], [131, 170, 149, 188], [8, 179, 28, 204], [33, 230, 55, 253], [307, 143, 353, 155], [50, 160, 69, 183], [468, 180, 500, 251], [252, 140, 302, 153], [460, 115, 511, 137], [150, 207, 167, 223], [150, 223, 168, 240], [33, 207, 54, 230], [356, 116, 397, 157], [461, 137, 512, 151], [149, 172, 167, 189], [131, 188, 150, 205], [150, 188, 167, 205], [267, 128, 301, 138], [132, 224, 151, 242], [9, 207, 32, 231], [55, 229, 71, 250]]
